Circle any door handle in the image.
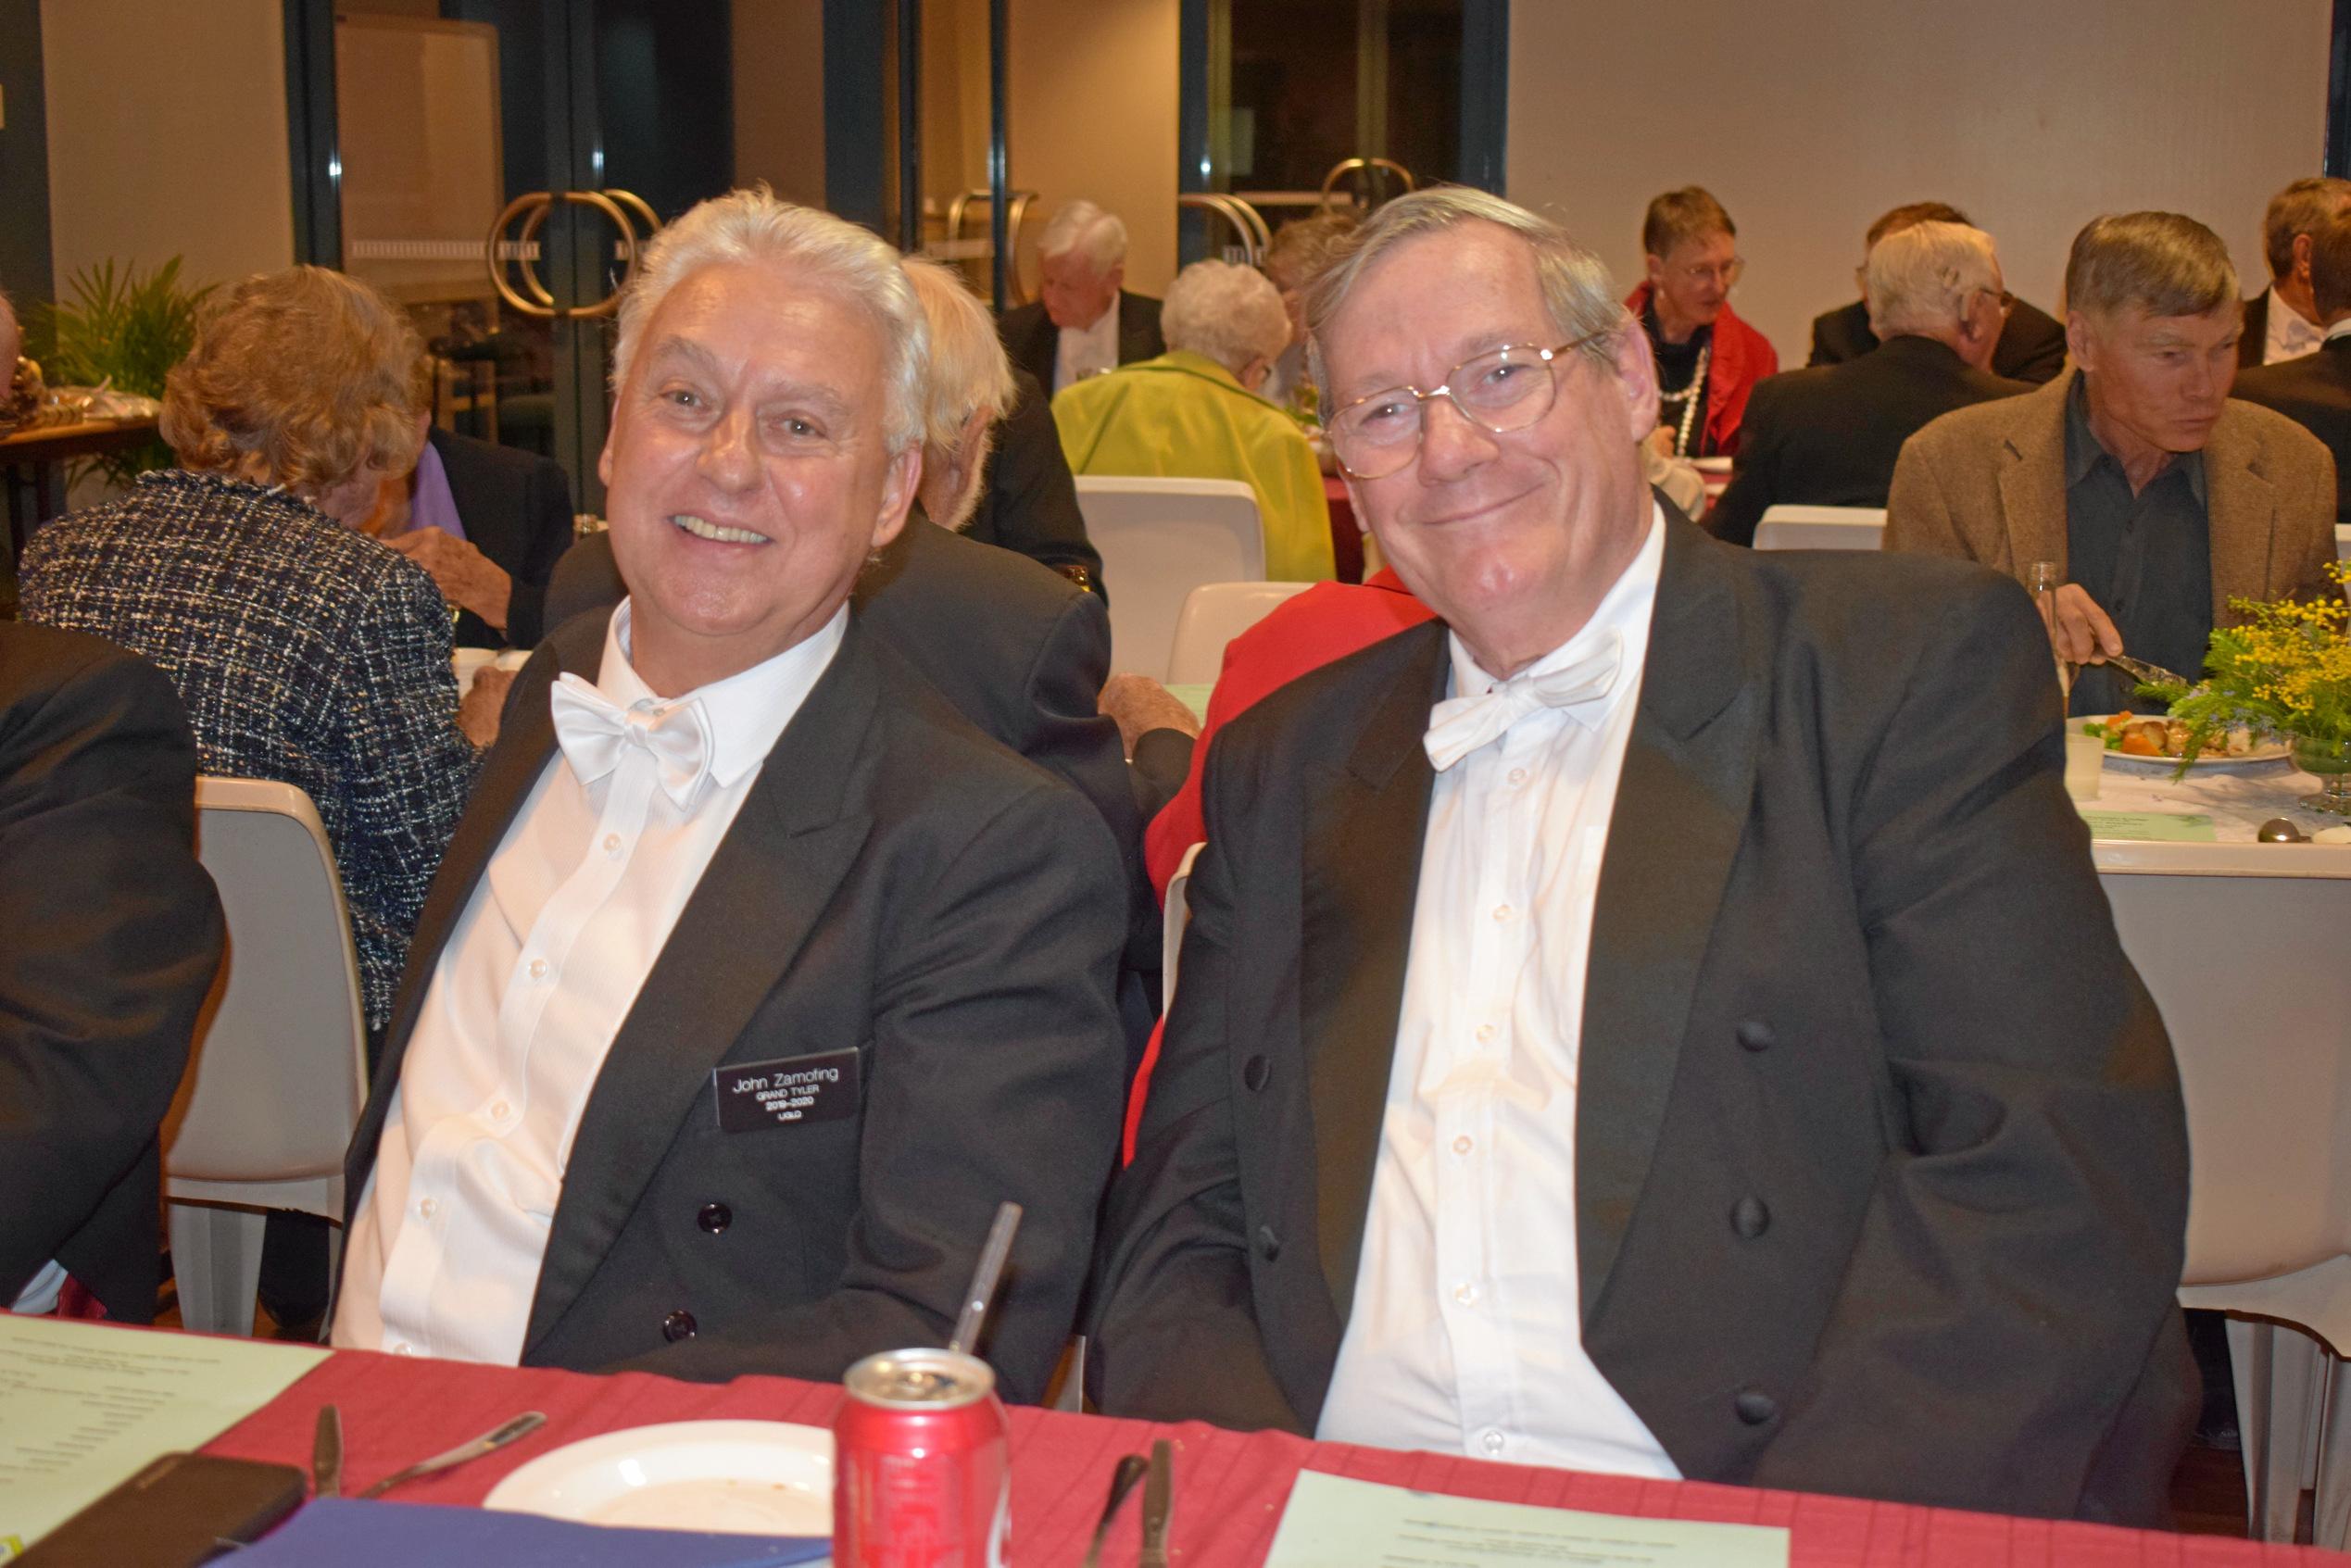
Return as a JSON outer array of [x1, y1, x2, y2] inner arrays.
[[484, 190, 643, 320]]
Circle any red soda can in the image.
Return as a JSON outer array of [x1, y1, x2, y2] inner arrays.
[[833, 1347, 1012, 1568]]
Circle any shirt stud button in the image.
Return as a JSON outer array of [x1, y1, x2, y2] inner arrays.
[[1480, 1428, 1505, 1455], [1452, 1282, 1478, 1306], [418, 1197, 437, 1219], [603, 833, 622, 855], [1731, 1197, 1771, 1239], [698, 1201, 733, 1234], [528, 958, 548, 980], [1491, 904, 1513, 922], [1735, 1387, 1779, 1425], [1475, 1023, 1496, 1043], [491, 1099, 511, 1121], [661, 1309, 698, 1343], [1508, 767, 1528, 785], [1452, 1135, 1473, 1155], [392, 1341, 413, 1356], [1736, 1020, 1776, 1053]]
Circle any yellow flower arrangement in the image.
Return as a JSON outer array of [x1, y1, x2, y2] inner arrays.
[[2135, 561, 2351, 765]]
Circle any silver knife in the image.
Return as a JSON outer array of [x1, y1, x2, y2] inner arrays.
[[1138, 1438, 1173, 1568], [311, 1404, 343, 1499]]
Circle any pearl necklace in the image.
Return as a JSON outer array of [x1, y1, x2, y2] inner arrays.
[[1656, 343, 1710, 458]]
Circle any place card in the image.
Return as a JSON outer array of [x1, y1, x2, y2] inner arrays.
[[2076, 808, 2219, 843], [0, 1316, 327, 1556], [1263, 1470, 1789, 1568]]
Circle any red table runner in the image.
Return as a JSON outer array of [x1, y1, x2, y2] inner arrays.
[[191, 1340, 2334, 1566]]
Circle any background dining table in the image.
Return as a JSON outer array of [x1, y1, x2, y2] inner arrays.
[[192, 1334, 2341, 1566]]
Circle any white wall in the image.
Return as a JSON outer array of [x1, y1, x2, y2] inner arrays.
[[42, 0, 295, 292], [1506, 0, 2332, 366]]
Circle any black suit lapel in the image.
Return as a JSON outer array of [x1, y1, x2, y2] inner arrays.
[[1300, 624, 1446, 1325], [521, 623, 885, 1354], [1578, 518, 1762, 1321], [344, 620, 595, 1218]]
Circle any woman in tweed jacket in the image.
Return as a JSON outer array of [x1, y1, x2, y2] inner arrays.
[[22, 267, 478, 1036]]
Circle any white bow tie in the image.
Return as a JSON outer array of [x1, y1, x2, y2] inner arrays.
[[548, 674, 715, 809], [1423, 634, 1623, 771]]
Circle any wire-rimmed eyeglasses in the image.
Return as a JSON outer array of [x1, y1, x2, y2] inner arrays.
[[1326, 334, 1609, 481]]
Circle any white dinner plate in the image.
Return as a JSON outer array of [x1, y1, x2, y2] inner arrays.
[[2098, 735, 2294, 770], [484, 1419, 834, 1540]]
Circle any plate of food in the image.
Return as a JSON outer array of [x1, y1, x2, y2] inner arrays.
[[483, 1419, 833, 1542], [2081, 712, 2292, 768]]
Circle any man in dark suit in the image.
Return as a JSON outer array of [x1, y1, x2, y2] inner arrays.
[[2236, 208, 2351, 522], [330, 191, 1126, 1399], [1, 622, 223, 1323], [996, 199, 1164, 395], [1094, 189, 2194, 1522], [1809, 202, 2068, 384], [1714, 220, 2030, 546], [965, 369, 1105, 595], [2237, 178, 2351, 370]]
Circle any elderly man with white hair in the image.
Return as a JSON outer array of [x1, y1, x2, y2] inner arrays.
[[1054, 258, 1334, 582], [1095, 186, 2194, 1522], [998, 197, 1165, 395], [1709, 220, 2030, 546], [331, 189, 1128, 1397]]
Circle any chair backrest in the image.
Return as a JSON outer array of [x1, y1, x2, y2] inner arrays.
[[2335, 523, 2349, 562], [2103, 862, 2351, 1336], [1163, 841, 1205, 1014], [168, 778, 369, 1185], [1166, 581, 1314, 686], [1753, 505, 1887, 552], [1075, 477, 1265, 680]]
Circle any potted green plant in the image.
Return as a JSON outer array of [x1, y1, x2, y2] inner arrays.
[[2135, 562, 2351, 813], [28, 257, 216, 487]]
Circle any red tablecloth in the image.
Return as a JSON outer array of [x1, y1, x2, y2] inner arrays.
[[194, 1340, 2332, 1566]]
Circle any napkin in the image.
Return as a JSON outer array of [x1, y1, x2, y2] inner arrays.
[[230, 1498, 830, 1565]]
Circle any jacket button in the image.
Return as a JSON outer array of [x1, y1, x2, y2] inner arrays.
[[698, 1202, 732, 1234], [661, 1309, 698, 1343], [1730, 1197, 1770, 1239], [1735, 1020, 1775, 1053], [1734, 1386, 1777, 1425], [1256, 1224, 1281, 1261], [1243, 1055, 1272, 1091]]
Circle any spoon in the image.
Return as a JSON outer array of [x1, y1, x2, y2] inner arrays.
[[948, 1200, 1023, 1358], [357, 1411, 547, 1499], [1079, 1453, 1150, 1568]]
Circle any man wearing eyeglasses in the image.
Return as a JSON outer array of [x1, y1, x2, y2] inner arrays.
[[1627, 186, 1776, 458], [1709, 221, 2030, 548], [1094, 188, 2195, 1523]]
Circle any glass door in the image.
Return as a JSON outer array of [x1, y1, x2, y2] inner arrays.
[[309, 0, 737, 514]]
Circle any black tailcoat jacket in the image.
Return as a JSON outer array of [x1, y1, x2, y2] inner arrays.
[[341, 612, 1127, 1399], [1092, 514, 2195, 1523]]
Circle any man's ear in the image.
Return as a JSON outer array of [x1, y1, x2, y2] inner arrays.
[[872, 445, 921, 551], [2295, 231, 2318, 286], [1642, 253, 1666, 290], [1611, 328, 1661, 442], [2064, 310, 2099, 375]]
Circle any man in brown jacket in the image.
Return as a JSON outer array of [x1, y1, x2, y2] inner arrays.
[[1886, 211, 2337, 715]]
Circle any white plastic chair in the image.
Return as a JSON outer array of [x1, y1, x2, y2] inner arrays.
[[166, 778, 369, 1336], [1074, 477, 1265, 681], [1166, 581, 1314, 686], [1163, 842, 1205, 1013], [1752, 505, 1886, 552], [2099, 855, 2351, 1543]]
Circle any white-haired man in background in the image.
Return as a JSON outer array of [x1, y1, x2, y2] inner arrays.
[[1710, 220, 2030, 546], [998, 198, 1166, 395], [1054, 257, 1333, 582], [331, 190, 1128, 1398]]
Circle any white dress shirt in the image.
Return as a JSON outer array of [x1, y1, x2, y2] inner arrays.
[[333, 600, 844, 1362], [2327, 317, 2351, 346], [1053, 297, 1121, 393], [2264, 283, 2327, 365], [1317, 507, 1678, 1477]]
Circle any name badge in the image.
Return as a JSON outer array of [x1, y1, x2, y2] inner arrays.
[[710, 1047, 863, 1133]]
